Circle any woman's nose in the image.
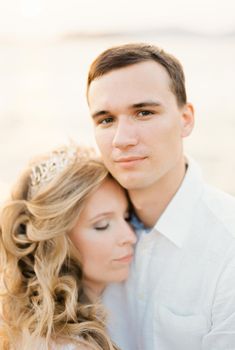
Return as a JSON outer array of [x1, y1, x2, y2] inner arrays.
[[119, 221, 137, 245]]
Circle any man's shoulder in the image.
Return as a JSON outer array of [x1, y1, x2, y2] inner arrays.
[[202, 184, 235, 238], [203, 184, 235, 213]]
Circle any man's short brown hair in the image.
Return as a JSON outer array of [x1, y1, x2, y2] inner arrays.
[[87, 43, 187, 107]]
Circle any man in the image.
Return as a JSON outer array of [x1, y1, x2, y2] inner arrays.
[[86, 43, 235, 350]]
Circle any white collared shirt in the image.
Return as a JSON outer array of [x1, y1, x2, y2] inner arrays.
[[102, 158, 235, 350]]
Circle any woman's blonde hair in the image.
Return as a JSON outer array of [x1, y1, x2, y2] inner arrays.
[[0, 144, 119, 350]]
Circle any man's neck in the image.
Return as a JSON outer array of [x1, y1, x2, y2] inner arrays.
[[129, 157, 187, 227]]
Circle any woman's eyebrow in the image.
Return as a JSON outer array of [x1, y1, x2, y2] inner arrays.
[[88, 212, 113, 223]]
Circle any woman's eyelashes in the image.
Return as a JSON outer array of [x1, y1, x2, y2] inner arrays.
[[93, 212, 130, 231], [94, 220, 110, 231]]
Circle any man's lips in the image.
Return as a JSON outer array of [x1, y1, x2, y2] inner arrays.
[[113, 156, 147, 169], [114, 156, 147, 163]]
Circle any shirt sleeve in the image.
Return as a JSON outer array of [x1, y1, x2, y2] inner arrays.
[[202, 246, 235, 349]]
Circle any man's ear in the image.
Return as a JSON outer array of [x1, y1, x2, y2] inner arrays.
[[180, 103, 195, 138]]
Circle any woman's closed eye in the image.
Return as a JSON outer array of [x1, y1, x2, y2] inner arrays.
[[94, 220, 110, 231]]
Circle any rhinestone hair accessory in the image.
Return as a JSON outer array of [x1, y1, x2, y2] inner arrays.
[[29, 146, 77, 199]]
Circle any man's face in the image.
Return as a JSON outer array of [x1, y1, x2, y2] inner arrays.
[[88, 61, 194, 191]]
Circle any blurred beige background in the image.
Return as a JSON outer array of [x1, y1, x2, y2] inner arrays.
[[1, 0, 235, 201]]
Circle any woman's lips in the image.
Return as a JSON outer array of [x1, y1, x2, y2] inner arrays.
[[114, 254, 134, 263]]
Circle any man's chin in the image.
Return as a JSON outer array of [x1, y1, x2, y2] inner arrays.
[[112, 175, 144, 191]]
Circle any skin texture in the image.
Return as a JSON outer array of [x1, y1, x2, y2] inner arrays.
[[69, 178, 136, 297], [88, 61, 194, 226]]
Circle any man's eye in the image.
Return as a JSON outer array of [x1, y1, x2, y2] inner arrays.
[[94, 221, 110, 231], [99, 117, 114, 125], [137, 110, 153, 117]]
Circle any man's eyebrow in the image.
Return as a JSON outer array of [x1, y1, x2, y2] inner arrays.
[[91, 101, 162, 119], [132, 101, 162, 108], [91, 110, 109, 120]]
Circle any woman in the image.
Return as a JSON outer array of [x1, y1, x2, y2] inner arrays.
[[0, 144, 136, 350]]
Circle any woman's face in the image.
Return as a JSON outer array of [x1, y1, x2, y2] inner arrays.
[[69, 178, 137, 295]]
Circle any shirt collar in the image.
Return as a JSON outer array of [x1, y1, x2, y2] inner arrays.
[[154, 157, 204, 248]]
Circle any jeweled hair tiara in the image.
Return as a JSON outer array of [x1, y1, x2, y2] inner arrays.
[[28, 146, 77, 199]]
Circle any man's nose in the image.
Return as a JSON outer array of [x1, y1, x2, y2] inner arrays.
[[112, 118, 138, 149]]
